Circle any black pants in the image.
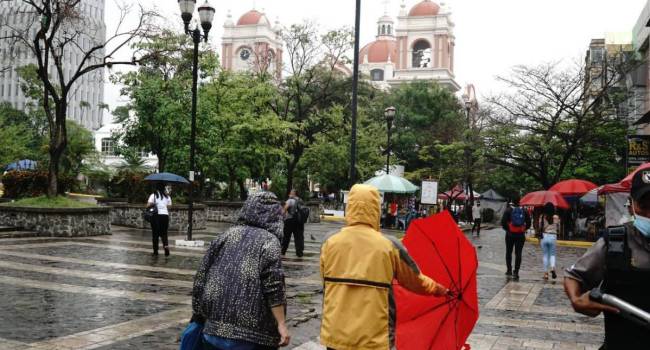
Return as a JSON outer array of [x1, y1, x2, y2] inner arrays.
[[505, 232, 525, 273], [151, 214, 169, 254], [282, 218, 304, 257], [472, 218, 482, 235]]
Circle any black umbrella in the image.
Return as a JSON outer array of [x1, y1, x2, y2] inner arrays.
[[144, 172, 190, 184]]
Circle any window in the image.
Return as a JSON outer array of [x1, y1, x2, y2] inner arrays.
[[387, 25, 392, 35], [381, 25, 386, 35], [101, 138, 115, 155], [370, 69, 384, 81], [412, 40, 432, 68], [591, 48, 604, 64]]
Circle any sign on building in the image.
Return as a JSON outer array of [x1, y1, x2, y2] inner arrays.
[[627, 135, 650, 166], [420, 181, 438, 205]]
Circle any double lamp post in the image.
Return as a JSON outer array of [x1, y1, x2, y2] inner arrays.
[[177, 0, 215, 241]]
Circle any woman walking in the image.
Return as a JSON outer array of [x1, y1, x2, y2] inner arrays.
[[147, 183, 171, 256], [191, 191, 290, 349], [540, 202, 560, 280]]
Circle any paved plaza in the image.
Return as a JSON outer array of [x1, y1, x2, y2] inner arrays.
[[0, 221, 604, 350]]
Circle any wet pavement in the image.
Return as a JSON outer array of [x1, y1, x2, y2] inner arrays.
[[0, 221, 604, 350]]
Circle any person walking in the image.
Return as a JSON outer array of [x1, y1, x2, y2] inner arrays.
[[564, 170, 650, 349], [540, 202, 560, 280], [281, 189, 305, 258], [471, 202, 482, 237], [147, 183, 171, 256], [320, 184, 450, 350], [191, 191, 290, 349], [501, 201, 531, 281]]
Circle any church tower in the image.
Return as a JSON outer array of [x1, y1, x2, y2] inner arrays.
[[221, 9, 283, 79]]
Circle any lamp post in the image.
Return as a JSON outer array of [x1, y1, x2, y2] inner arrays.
[[384, 106, 396, 175], [177, 0, 215, 241], [349, 0, 361, 186], [462, 94, 475, 206]]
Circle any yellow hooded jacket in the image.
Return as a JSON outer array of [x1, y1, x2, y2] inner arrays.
[[320, 184, 446, 350]]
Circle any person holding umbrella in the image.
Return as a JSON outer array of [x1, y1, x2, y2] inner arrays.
[[147, 183, 172, 256], [319, 184, 450, 350], [564, 170, 650, 349]]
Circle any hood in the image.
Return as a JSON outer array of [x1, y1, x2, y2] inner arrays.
[[237, 191, 284, 240], [345, 184, 381, 231]]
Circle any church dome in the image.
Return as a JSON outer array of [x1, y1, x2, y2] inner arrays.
[[360, 40, 398, 63], [408, 0, 440, 17], [237, 10, 267, 26]]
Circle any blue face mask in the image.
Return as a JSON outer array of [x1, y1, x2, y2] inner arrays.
[[633, 211, 650, 238]]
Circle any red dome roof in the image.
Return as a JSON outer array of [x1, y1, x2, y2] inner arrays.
[[409, 0, 440, 17], [360, 40, 398, 63], [237, 10, 264, 26]]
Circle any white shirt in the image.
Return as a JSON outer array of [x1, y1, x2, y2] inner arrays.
[[148, 193, 172, 216], [472, 205, 481, 220]]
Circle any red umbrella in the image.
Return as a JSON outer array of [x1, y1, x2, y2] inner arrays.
[[520, 190, 570, 209], [394, 211, 478, 350], [620, 162, 650, 188], [549, 179, 597, 195]]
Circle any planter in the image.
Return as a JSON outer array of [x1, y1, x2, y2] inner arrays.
[[96, 197, 128, 206], [0, 206, 110, 237], [204, 200, 322, 223], [109, 203, 207, 231]]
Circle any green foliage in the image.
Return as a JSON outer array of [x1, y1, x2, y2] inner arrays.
[[2, 196, 96, 208], [109, 170, 152, 204], [1, 170, 73, 198], [59, 121, 96, 178], [0, 103, 41, 168]]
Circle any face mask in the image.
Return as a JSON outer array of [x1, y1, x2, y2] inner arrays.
[[632, 207, 650, 238]]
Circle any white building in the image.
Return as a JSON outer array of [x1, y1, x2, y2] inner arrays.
[[93, 122, 158, 169], [0, 0, 106, 131], [221, 9, 283, 80], [359, 0, 460, 91]]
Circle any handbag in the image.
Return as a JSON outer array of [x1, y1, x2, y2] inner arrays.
[[179, 321, 204, 350], [143, 196, 158, 223]]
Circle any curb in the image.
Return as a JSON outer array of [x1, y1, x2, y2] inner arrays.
[[321, 216, 345, 222], [525, 237, 594, 248]]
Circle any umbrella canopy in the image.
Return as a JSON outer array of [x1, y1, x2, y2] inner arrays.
[[394, 211, 479, 350], [438, 185, 480, 201], [481, 189, 505, 201], [579, 187, 599, 204], [520, 190, 570, 209], [144, 172, 190, 184], [363, 174, 418, 194], [549, 179, 598, 195], [620, 163, 650, 189], [5, 159, 37, 171], [598, 183, 629, 195]]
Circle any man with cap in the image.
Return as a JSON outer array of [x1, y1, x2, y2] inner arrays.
[[564, 170, 650, 349]]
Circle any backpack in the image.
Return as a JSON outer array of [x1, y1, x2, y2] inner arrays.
[[289, 198, 310, 224], [509, 207, 526, 233]]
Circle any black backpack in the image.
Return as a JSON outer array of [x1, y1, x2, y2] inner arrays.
[[292, 199, 310, 224]]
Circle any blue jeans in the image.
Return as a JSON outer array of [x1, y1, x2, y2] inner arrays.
[[202, 334, 276, 350], [541, 234, 557, 271]]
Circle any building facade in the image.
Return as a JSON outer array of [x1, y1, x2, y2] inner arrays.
[[359, 0, 460, 91], [221, 9, 283, 80], [0, 0, 106, 131]]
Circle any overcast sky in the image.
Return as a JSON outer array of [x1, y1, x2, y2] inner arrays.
[[103, 0, 648, 120]]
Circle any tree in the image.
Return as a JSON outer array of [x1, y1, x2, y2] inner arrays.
[[0, 0, 158, 196], [485, 62, 630, 189], [113, 30, 219, 174], [387, 81, 466, 186], [270, 22, 354, 196], [0, 103, 40, 167]]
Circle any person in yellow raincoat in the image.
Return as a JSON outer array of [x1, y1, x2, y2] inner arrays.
[[320, 184, 450, 350]]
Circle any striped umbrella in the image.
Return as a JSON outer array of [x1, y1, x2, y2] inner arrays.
[[364, 174, 419, 194]]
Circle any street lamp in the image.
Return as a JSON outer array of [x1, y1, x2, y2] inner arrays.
[[462, 94, 475, 206], [384, 106, 396, 175], [349, 0, 361, 186], [177, 0, 215, 242]]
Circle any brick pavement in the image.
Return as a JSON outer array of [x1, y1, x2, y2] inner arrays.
[[0, 221, 606, 349]]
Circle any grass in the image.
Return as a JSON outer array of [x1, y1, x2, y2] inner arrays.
[[0, 196, 97, 208]]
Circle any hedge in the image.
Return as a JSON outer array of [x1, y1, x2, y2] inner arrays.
[[1, 170, 73, 199]]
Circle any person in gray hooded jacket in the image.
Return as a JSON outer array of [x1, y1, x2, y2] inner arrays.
[[191, 191, 290, 349]]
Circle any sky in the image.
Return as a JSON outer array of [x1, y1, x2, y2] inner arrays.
[[103, 0, 648, 121]]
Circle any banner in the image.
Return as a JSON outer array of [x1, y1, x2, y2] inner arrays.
[[420, 181, 438, 205], [627, 135, 650, 166]]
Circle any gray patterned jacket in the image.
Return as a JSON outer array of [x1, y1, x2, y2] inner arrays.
[[192, 191, 286, 346]]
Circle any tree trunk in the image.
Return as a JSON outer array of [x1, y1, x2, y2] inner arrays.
[[286, 159, 296, 198], [47, 106, 68, 197], [237, 179, 248, 201]]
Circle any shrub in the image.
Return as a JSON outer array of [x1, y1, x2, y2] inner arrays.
[[109, 170, 151, 203], [1, 170, 73, 199]]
